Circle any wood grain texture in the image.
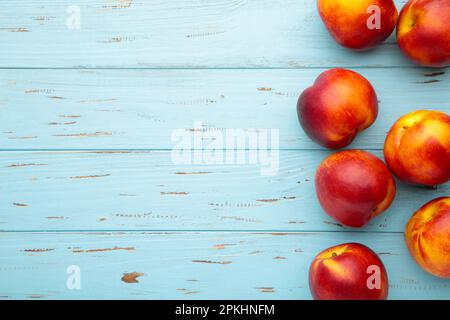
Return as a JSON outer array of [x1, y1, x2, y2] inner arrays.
[[0, 0, 413, 68], [0, 231, 448, 300], [1, 68, 448, 150], [0, 150, 447, 232]]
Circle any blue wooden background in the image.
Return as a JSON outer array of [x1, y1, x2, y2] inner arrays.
[[0, 0, 449, 299]]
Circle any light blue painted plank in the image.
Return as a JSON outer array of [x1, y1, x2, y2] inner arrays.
[[0, 151, 447, 232], [1, 68, 448, 150], [0, 0, 412, 68], [0, 231, 448, 300]]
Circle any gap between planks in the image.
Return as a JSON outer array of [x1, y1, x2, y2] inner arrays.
[[0, 230, 404, 235], [0, 66, 444, 71]]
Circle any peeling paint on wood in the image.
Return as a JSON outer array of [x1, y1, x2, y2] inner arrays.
[[121, 272, 144, 283]]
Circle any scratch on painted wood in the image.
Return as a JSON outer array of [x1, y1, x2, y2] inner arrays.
[[256, 287, 275, 293], [185, 30, 226, 39], [185, 291, 200, 295], [256, 196, 297, 203], [378, 252, 400, 256], [7, 163, 47, 168], [192, 260, 232, 265], [220, 216, 262, 223], [77, 98, 117, 104], [8, 136, 37, 140], [175, 172, 211, 175], [13, 203, 28, 207], [59, 115, 81, 118], [23, 248, 54, 253], [73, 246, 135, 253], [28, 294, 47, 299], [323, 220, 344, 228], [160, 192, 189, 195], [424, 71, 445, 77], [0, 28, 30, 32], [52, 132, 113, 137], [70, 174, 111, 179], [48, 121, 77, 126], [415, 79, 440, 84]]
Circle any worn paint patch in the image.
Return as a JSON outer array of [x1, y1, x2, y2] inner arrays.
[[121, 272, 144, 283], [212, 244, 235, 250]]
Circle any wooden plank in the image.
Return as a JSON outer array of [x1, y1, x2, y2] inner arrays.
[[0, 231, 448, 300], [1, 68, 449, 150], [0, 150, 447, 232], [0, 0, 414, 68]]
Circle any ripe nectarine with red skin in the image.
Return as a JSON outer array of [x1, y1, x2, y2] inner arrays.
[[315, 150, 396, 227], [298, 69, 378, 149], [317, 0, 398, 50], [309, 243, 389, 300], [384, 110, 450, 186], [397, 0, 450, 67], [405, 197, 450, 278]]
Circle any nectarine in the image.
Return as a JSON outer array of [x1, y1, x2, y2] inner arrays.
[[384, 110, 450, 186], [405, 197, 450, 278], [316, 150, 396, 227], [397, 0, 450, 67], [309, 243, 389, 300], [317, 0, 398, 50], [298, 69, 378, 149]]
